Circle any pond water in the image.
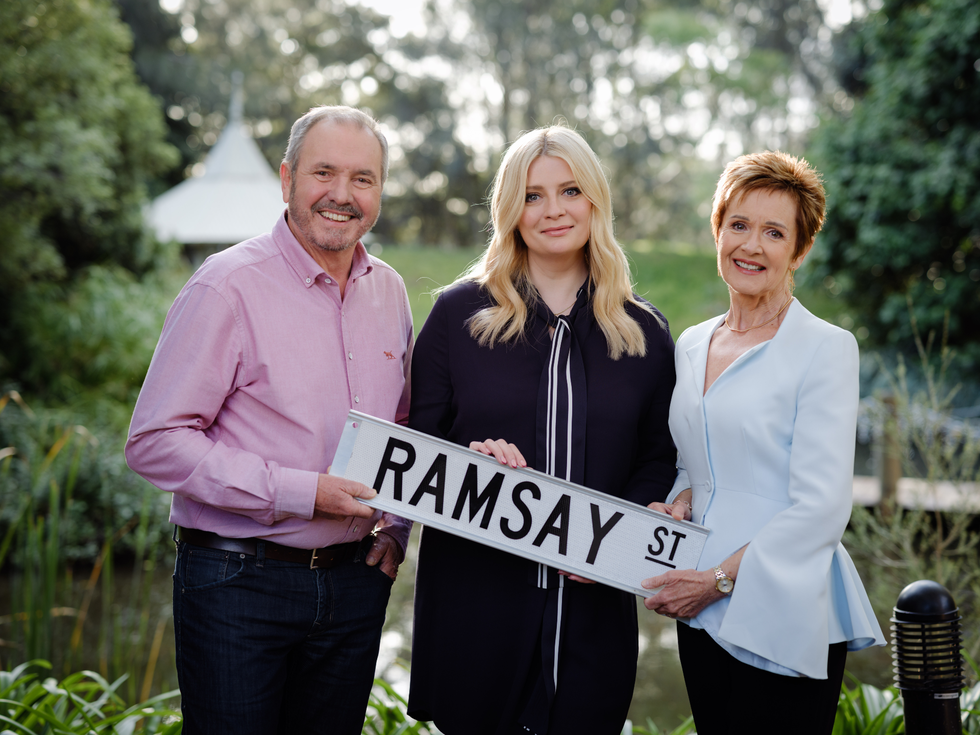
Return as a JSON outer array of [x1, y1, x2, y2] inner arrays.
[[0, 525, 895, 730]]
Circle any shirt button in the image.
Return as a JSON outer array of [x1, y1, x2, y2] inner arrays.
[[348, 352, 353, 360], [354, 396, 360, 403], [326, 278, 332, 284], [305, 277, 312, 284]]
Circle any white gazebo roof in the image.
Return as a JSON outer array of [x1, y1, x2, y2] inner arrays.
[[147, 80, 284, 246]]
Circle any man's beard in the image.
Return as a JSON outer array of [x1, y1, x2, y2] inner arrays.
[[288, 184, 380, 253]]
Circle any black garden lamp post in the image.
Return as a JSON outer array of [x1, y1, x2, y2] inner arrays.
[[891, 580, 964, 735]]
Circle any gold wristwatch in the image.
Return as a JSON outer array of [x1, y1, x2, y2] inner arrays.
[[713, 566, 734, 595]]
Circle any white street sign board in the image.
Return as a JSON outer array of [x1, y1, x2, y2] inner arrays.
[[331, 411, 708, 597]]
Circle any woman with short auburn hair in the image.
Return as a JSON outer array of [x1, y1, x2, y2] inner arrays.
[[642, 150, 885, 735], [407, 124, 677, 735]]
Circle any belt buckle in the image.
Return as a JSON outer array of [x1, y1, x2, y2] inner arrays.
[[309, 548, 319, 569]]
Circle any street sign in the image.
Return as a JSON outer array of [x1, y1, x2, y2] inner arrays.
[[331, 411, 708, 597]]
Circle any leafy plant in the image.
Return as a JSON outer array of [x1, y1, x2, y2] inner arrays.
[[624, 714, 696, 734], [844, 309, 980, 663], [0, 663, 448, 735], [0, 660, 180, 734], [832, 674, 905, 735], [0, 392, 176, 701], [363, 675, 437, 735], [811, 0, 980, 372]]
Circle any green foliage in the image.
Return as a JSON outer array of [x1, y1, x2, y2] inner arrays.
[[0, 392, 173, 564], [0, 660, 181, 735], [641, 0, 836, 156], [844, 321, 980, 663], [0, 392, 176, 702], [8, 262, 188, 404], [0, 664, 438, 735], [625, 714, 696, 734], [810, 0, 980, 370], [0, 0, 177, 279], [832, 675, 905, 735], [964, 651, 980, 735], [0, 0, 180, 395], [363, 676, 436, 735], [0, 388, 176, 700], [642, 7, 712, 46]]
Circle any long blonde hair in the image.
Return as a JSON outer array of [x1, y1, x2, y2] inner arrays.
[[457, 125, 660, 359]]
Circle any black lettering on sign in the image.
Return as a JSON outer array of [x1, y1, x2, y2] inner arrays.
[[500, 481, 540, 540], [409, 453, 447, 514], [532, 494, 571, 556], [372, 437, 416, 501], [586, 505, 624, 565], [451, 464, 504, 529], [644, 526, 688, 568]]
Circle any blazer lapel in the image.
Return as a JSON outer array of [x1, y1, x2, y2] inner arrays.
[[675, 318, 723, 507]]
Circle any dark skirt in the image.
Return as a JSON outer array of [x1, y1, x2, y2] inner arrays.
[[408, 527, 639, 735]]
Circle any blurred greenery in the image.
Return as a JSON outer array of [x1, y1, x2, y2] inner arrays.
[[0, 0, 180, 398], [109, 0, 844, 250], [811, 0, 980, 373], [844, 321, 980, 665]]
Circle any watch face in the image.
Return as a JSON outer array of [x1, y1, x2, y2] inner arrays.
[[717, 577, 734, 594]]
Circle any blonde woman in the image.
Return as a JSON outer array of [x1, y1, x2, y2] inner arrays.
[[407, 125, 677, 735]]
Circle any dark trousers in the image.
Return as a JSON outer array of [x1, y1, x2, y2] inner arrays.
[[173, 538, 393, 735], [677, 623, 847, 735]]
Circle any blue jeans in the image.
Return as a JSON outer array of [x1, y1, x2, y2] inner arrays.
[[172, 537, 393, 735]]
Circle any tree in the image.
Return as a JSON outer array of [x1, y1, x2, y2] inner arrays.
[[412, 0, 714, 244], [114, 0, 849, 250], [409, 0, 846, 245], [115, 0, 489, 248], [642, 0, 839, 160], [809, 0, 980, 371], [0, 0, 178, 395]]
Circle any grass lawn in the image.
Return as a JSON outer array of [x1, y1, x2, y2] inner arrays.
[[374, 241, 848, 341]]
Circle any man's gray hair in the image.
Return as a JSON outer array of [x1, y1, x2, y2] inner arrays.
[[282, 106, 389, 184]]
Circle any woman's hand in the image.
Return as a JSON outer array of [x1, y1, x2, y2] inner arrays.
[[469, 438, 527, 469], [643, 545, 745, 620], [559, 570, 597, 584], [647, 488, 692, 521], [641, 568, 721, 620]]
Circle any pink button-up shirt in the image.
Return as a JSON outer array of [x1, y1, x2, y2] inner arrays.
[[126, 213, 413, 551]]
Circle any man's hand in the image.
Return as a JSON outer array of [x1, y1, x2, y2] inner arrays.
[[365, 531, 404, 581], [315, 474, 377, 521]]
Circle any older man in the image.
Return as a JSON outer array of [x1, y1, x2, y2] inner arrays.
[[126, 106, 412, 735]]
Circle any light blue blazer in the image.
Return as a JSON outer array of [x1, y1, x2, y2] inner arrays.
[[667, 299, 885, 679]]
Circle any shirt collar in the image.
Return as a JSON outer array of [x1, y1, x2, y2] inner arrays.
[[273, 211, 374, 289]]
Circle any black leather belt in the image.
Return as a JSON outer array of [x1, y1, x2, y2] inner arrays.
[[177, 527, 363, 569]]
